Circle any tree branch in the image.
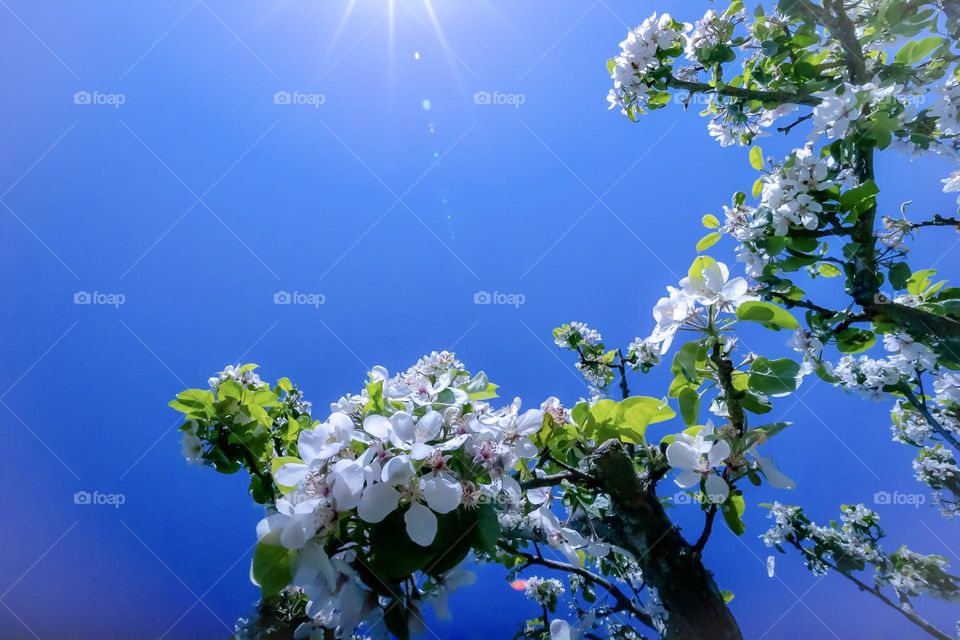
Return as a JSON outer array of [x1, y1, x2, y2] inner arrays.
[[497, 541, 656, 630], [900, 384, 960, 450], [665, 76, 820, 106], [790, 542, 952, 640]]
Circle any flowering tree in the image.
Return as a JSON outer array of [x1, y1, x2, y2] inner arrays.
[[172, 2, 960, 638]]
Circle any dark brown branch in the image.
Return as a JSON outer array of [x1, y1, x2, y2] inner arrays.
[[693, 505, 719, 552], [909, 215, 960, 229], [520, 470, 585, 490]]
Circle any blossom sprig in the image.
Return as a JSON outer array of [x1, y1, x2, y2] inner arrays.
[[763, 502, 960, 634], [553, 322, 660, 397]]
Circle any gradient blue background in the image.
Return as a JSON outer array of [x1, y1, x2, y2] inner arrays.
[[1, 1, 958, 638]]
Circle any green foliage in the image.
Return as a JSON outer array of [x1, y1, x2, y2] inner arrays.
[[748, 357, 801, 396], [736, 301, 800, 330], [252, 542, 294, 598]]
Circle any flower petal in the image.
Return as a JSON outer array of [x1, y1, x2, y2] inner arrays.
[[297, 428, 328, 462], [363, 415, 392, 440], [675, 469, 701, 488], [708, 439, 731, 467], [382, 455, 415, 485], [666, 441, 699, 471], [274, 462, 309, 489], [357, 483, 400, 523], [410, 442, 435, 461], [421, 473, 462, 514], [330, 460, 365, 510], [515, 409, 545, 435], [759, 455, 796, 490], [328, 412, 355, 441], [704, 473, 729, 504], [280, 513, 316, 549], [404, 502, 438, 546], [390, 412, 416, 445], [550, 620, 573, 640], [416, 411, 444, 442]]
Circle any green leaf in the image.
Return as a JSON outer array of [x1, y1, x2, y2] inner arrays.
[[889, 263, 912, 290], [736, 301, 799, 330], [586, 397, 676, 444], [749, 357, 801, 396], [217, 379, 243, 401], [749, 146, 764, 170], [721, 589, 736, 603], [697, 232, 722, 251], [907, 269, 940, 297], [835, 328, 876, 354], [472, 504, 500, 553], [678, 387, 700, 426], [839, 180, 879, 215], [817, 263, 842, 278], [672, 341, 705, 382], [364, 379, 384, 413], [589, 399, 619, 425], [752, 177, 763, 198], [169, 389, 214, 415], [368, 510, 435, 579], [461, 371, 499, 401], [619, 396, 676, 439], [721, 492, 746, 535], [251, 542, 293, 597], [688, 255, 719, 281], [894, 36, 944, 65], [702, 214, 720, 229]]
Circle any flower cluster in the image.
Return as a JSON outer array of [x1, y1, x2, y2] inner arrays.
[[645, 257, 755, 354], [830, 354, 906, 400], [180, 354, 599, 639], [763, 503, 960, 605], [913, 445, 960, 518], [810, 84, 862, 140], [684, 8, 744, 63], [930, 78, 960, 136], [208, 363, 265, 389], [607, 13, 687, 115], [760, 144, 837, 236], [522, 576, 565, 607], [627, 337, 662, 371]]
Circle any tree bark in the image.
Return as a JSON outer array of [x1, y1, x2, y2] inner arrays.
[[590, 441, 743, 640]]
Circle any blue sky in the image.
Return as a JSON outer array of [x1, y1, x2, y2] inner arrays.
[[1, 1, 958, 638]]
